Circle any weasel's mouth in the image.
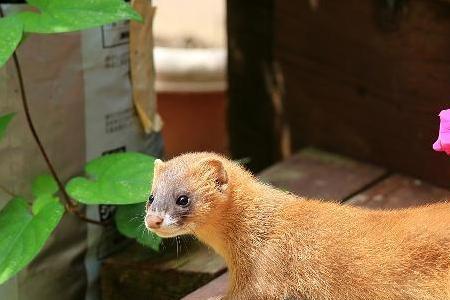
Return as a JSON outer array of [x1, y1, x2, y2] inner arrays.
[[147, 226, 189, 238], [145, 213, 191, 237]]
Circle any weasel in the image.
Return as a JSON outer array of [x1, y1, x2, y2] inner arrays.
[[145, 152, 450, 300]]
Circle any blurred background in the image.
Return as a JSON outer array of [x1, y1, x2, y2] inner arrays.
[[152, 0, 228, 159], [0, 0, 449, 299]]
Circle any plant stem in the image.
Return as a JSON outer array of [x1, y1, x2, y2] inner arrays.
[[0, 7, 110, 226], [12, 53, 73, 206], [11, 51, 105, 226]]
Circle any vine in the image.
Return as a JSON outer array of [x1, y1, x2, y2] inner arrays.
[[0, 0, 161, 285]]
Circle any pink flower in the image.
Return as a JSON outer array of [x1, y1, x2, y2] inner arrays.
[[433, 109, 450, 155]]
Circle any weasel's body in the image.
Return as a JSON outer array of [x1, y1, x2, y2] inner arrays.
[[145, 153, 450, 300]]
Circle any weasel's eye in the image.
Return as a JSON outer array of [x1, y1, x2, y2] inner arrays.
[[146, 194, 154, 210], [176, 195, 190, 207]]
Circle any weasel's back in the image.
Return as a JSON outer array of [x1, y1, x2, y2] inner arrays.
[[269, 199, 450, 300]]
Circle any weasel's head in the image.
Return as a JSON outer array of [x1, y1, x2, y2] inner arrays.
[[144, 153, 229, 238]]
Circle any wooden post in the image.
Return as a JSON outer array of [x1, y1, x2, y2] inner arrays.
[[227, 0, 279, 172]]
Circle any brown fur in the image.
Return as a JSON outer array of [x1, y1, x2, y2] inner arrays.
[[147, 153, 450, 300]]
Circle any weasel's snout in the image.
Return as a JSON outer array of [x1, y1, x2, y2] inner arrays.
[[146, 215, 163, 229], [145, 212, 187, 237]]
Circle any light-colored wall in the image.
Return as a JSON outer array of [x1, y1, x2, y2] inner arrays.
[[153, 0, 226, 48]]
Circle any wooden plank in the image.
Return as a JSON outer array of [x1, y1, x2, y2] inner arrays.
[[227, 0, 279, 172], [182, 273, 229, 300], [101, 242, 226, 300], [275, 0, 450, 187], [346, 174, 450, 209], [258, 148, 386, 201]]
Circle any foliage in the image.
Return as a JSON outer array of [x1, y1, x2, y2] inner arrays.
[[66, 152, 161, 251], [0, 16, 22, 68], [0, 175, 64, 284], [18, 0, 141, 33], [115, 202, 162, 251], [66, 152, 155, 205], [0, 0, 161, 286], [0, 0, 141, 67]]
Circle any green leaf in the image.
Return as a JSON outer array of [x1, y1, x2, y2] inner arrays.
[[115, 203, 162, 251], [0, 113, 15, 141], [31, 174, 59, 214], [66, 152, 155, 205], [32, 194, 59, 215], [0, 16, 23, 68], [19, 0, 142, 34], [0, 175, 62, 283], [0, 196, 64, 284], [32, 174, 58, 197]]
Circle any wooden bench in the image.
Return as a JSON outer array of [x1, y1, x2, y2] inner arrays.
[[182, 148, 450, 300]]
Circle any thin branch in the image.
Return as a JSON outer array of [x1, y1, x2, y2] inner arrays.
[[12, 53, 74, 208], [11, 52, 106, 226]]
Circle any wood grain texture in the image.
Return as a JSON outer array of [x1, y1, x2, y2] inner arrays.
[[347, 174, 450, 209], [182, 273, 229, 300], [227, 0, 279, 172], [101, 242, 226, 300], [258, 148, 386, 201], [275, 0, 450, 187]]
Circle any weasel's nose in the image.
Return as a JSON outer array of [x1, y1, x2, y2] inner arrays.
[[146, 215, 163, 229]]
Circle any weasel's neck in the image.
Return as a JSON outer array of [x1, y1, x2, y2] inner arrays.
[[194, 175, 289, 278]]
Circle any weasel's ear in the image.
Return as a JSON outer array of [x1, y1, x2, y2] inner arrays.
[[153, 158, 164, 175], [201, 159, 228, 191]]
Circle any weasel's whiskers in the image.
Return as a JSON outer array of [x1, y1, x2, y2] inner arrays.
[[176, 236, 180, 259]]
